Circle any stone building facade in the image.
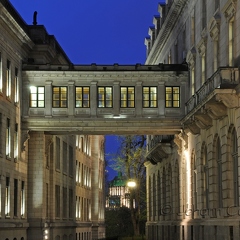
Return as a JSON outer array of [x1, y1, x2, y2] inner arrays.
[[0, 1, 105, 239], [145, 0, 240, 239]]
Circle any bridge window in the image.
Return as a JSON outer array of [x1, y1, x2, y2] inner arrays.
[[76, 87, 90, 108], [143, 87, 157, 107], [165, 86, 180, 108], [30, 86, 45, 107], [120, 87, 134, 108], [98, 87, 112, 108], [53, 87, 67, 108]]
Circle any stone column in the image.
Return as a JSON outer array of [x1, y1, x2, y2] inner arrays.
[[27, 131, 46, 240], [135, 81, 142, 117], [158, 82, 165, 116], [113, 81, 120, 116], [68, 80, 75, 116], [90, 81, 97, 117], [45, 80, 52, 117]]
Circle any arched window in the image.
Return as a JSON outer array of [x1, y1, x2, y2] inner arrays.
[[167, 165, 172, 207], [157, 170, 161, 217], [162, 168, 166, 220], [191, 151, 197, 209], [201, 143, 209, 209], [148, 176, 152, 219], [231, 128, 239, 206], [216, 137, 223, 208], [152, 173, 156, 220], [174, 161, 180, 214]]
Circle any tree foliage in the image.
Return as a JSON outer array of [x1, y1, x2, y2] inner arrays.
[[107, 135, 147, 236]]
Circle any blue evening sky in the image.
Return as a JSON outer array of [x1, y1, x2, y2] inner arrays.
[[9, 0, 163, 180]]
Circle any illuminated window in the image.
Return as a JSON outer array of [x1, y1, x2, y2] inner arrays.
[[0, 53, 2, 92], [120, 87, 134, 108], [75, 87, 90, 108], [6, 60, 11, 97], [216, 138, 223, 208], [165, 87, 180, 108], [5, 177, 10, 216], [14, 123, 18, 161], [191, 11, 195, 46], [55, 185, 60, 218], [6, 118, 11, 158], [14, 68, 19, 103], [232, 129, 239, 206], [98, 87, 112, 108], [191, 67, 195, 95], [69, 146, 73, 176], [202, 144, 209, 209], [201, 53, 206, 84], [63, 141, 67, 173], [63, 187, 67, 218], [46, 183, 48, 218], [55, 137, 60, 170], [14, 179, 18, 217], [30, 86, 45, 107], [69, 189, 73, 218], [143, 87, 157, 107], [53, 86, 67, 108]]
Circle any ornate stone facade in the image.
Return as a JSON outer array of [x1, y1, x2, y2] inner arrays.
[[0, 1, 105, 239], [145, 0, 240, 239]]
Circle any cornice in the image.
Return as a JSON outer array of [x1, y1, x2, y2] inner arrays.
[[145, 0, 189, 64]]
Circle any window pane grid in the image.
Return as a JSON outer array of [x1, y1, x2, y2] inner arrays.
[[98, 87, 112, 108], [30, 86, 45, 107], [143, 87, 157, 108], [53, 87, 67, 108], [76, 87, 90, 108], [165, 86, 180, 108], [121, 87, 135, 108]]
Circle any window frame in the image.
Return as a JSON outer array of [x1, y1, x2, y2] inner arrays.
[[6, 60, 11, 98], [143, 86, 157, 108], [97, 86, 113, 108], [14, 68, 19, 103], [165, 86, 180, 108], [120, 86, 135, 108], [52, 86, 68, 108], [75, 86, 90, 108], [30, 86, 45, 108]]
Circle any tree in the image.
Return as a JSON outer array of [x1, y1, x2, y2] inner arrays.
[[108, 135, 146, 237]]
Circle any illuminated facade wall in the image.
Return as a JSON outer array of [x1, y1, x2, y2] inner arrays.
[[145, 0, 240, 239], [0, 1, 105, 240]]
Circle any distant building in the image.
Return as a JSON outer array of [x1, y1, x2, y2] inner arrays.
[[106, 172, 132, 209]]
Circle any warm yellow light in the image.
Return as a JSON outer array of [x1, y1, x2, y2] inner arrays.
[[127, 180, 136, 188]]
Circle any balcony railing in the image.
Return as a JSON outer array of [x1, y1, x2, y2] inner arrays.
[[186, 67, 239, 114]]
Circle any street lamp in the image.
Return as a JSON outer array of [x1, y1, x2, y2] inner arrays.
[[127, 179, 136, 188]]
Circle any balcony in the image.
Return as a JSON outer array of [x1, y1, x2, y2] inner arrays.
[[182, 67, 240, 134], [146, 135, 174, 165]]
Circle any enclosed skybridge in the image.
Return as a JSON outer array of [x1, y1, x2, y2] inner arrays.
[[21, 63, 188, 135]]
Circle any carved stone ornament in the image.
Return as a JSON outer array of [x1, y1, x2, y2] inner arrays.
[[208, 13, 221, 41], [215, 93, 239, 108], [21, 130, 30, 152], [223, 0, 237, 21]]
